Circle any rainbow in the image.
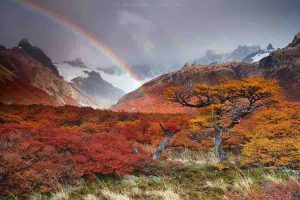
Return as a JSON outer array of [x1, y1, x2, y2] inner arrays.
[[14, 0, 140, 80]]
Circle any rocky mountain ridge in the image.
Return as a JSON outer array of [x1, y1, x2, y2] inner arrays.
[[193, 45, 261, 65]]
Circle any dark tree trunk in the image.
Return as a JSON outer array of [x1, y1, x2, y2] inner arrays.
[[152, 124, 177, 160], [152, 132, 174, 160], [214, 128, 227, 162]]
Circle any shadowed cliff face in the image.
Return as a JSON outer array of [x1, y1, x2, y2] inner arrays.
[[113, 33, 300, 113]]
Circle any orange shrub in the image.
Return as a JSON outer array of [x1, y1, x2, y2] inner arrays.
[[242, 103, 300, 168]]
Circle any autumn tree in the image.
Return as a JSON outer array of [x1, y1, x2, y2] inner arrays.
[[165, 77, 279, 162]]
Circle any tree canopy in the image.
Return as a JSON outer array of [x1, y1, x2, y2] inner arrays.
[[165, 77, 280, 161]]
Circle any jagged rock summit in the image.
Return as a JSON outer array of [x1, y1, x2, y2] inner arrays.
[[288, 32, 300, 47], [18, 38, 60, 76], [267, 43, 275, 51]]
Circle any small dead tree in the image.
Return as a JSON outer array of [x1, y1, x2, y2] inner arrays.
[[152, 123, 181, 160], [165, 77, 279, 162]]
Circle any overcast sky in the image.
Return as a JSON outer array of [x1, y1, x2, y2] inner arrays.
[[0, 0, 299, 81]]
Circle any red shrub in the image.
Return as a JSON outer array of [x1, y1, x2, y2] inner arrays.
[[0, 124, 152, 195], [116, 120, 151, 143], [265, 180, 300, 200], [0, 104, 191, 195]]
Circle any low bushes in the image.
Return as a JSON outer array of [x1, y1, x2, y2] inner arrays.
[[0, 125, 152, 195]]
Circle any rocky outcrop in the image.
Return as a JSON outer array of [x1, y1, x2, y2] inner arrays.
[[267, 44, 275, 51], [288, 32, 300, 48]]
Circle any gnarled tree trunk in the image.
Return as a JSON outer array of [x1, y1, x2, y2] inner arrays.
[[152, 124, 176, 160], [214, 128, 227, 162]]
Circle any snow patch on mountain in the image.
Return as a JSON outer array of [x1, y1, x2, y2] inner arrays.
[[243, 44, 275, 63], [251, 52, 271, 62]]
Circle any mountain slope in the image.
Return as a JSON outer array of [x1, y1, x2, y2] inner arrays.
[[114, 33, 300, 113], [0, 63, 60, 106], [0, 43, 96, 107], [114, 62, 261, 113]]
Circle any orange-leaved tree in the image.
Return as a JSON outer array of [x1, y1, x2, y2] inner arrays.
[[165, 77, 279, 162]]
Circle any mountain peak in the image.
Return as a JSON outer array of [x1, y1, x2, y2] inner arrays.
[[18, 38, 31, 48], [83, 70, 103, 80], [17, 38, 60, 77], [288, 32, 300, 48], [267, 43, 274, 50]]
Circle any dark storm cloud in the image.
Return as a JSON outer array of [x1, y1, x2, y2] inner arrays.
[[0, 0, 299, 79]]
